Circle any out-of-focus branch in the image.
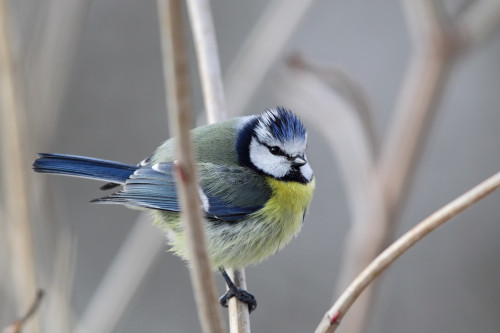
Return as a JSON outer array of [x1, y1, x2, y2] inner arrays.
[[43, 228, 76, 333], [186, 0, 250, 331], [334, 1, 460, 332], [3, 290, 44, 333], [160, 1, 224, 333], [74, 214, 164, 333], [379, 0, 460, 224], [314, 171, 500, 333], [23, 0, 90, 147], [0, 2, 40, 333], [224, 0, 316, 116]]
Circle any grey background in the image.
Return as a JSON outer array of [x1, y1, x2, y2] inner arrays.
[[23, 0, 500, 332]]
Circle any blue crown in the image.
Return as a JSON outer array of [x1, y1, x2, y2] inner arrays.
[[259, 107, 307, 142]]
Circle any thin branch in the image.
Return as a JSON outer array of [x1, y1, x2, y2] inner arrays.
[[186, 0, 250, 332], [3, 290, 44, 333], [74, 214, 164, 333], [186, 0, 226, 123], [160, 1, 225, 333], [0, 1, 40, 332], [315, 171, 500, 333], [224, 0, 316, 116], [226, 269, 251, 333]]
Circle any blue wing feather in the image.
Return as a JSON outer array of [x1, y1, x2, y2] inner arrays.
[[93, 162, 267, 221], [33, 153, 138, 183]]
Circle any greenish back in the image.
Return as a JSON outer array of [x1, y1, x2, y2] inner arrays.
[[153, 118, 240, 165]]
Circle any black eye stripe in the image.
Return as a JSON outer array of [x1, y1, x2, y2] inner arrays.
[[253, 137, 289, 157]]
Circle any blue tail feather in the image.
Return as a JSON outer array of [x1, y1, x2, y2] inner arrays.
[[33, 153, 138, 184]]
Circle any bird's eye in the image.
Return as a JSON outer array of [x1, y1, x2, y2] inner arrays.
[[269, 146, 282, 155]]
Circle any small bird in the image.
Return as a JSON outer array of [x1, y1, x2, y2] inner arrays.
[[33, 107, 315, 312]]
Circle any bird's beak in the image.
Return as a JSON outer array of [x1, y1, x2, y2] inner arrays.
[[291, 155, 307, 167]]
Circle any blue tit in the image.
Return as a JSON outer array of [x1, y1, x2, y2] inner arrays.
[[33, 107, 315, 312]]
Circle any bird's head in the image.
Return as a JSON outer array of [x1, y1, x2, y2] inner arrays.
[[237, 107, 313, 184]]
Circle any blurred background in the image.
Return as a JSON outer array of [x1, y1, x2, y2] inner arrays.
[[1, 0, 500, 332]]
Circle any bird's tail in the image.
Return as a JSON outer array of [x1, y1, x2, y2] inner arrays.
[[33, 153, 138, 184]]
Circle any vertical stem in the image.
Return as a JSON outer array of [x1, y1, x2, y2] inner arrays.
[[186, 1, 250, 331], [0, 1, 40, 332], [226, 269, 251, 333], [158, 1, 225, 333], [185, 0, 226, 124]]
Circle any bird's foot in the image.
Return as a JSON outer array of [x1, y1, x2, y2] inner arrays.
[[219, 286, 257, 313]]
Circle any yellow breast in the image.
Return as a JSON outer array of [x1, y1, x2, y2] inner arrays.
[[265, 177, 315, 214], [259, 176, 315, 242]]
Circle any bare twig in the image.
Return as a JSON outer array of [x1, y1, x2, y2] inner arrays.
[[315, 171, 500, 333], [3, 290, 44, 333], [0, 1, 40, 332], [186, 0, 226, 123], [186, 0, 250, 332], [226, 269, 251, 333], [160, 1, 225, 333], [74, 214, 164, 333], [224, 0, 316, 116]]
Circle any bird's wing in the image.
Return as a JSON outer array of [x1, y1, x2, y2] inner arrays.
[[92, 162, 271, 222]]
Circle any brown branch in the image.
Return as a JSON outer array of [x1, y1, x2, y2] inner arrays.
[[185, 0, 251, 331], [159, 1, 224, 333], [186, 0, 226, 124], [3, 290, 44, 333], [315, 171, 500, 333], [226, 268, 251, 333]]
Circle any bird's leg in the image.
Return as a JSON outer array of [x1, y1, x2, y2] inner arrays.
[[218, 268, 257, 313]]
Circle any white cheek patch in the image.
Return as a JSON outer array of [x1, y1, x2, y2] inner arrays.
[[249, 138, 290, 178], [300, 163, 313, 181]]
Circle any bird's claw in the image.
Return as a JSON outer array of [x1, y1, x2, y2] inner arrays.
[[219, 287, 257, 313]]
